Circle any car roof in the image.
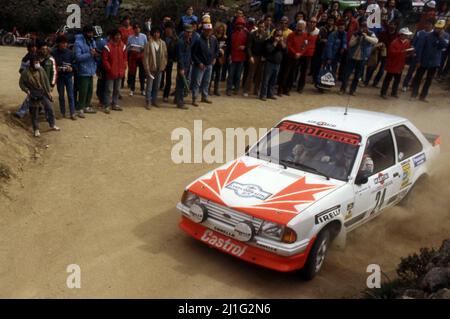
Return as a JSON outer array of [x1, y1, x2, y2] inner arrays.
[[282, 107, 407, 138]]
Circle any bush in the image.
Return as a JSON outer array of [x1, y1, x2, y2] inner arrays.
[[397, 248, 437, 282]]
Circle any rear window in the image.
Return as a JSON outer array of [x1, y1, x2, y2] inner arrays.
[[394, 125, 423, 160]]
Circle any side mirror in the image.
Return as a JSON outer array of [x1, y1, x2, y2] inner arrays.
[[355, 172, 370, 185]]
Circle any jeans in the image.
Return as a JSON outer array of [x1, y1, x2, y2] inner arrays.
[[15, 97, 30, 118], [210, 62, 223, 94], [104, 78, 121, 107], [411, 66, 437, 99], [56, 73, 75, 116], [105, 0, 120, 17], [402, 63, 416, 88], [30, 96, 55, 132], [191, 64, 213, 101], [341, 59, 365, 93], [146, 72, 162, 104], [175, 68, 190, 107], [297, 56, 309, 92], [163, 61, 174, 99], [77, 76, 93, 110], [226, 62, 245, 93], [381, 72, 402, 96], [260, 61, 281, 99]]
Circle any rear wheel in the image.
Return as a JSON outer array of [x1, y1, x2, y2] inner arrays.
[[300, 229, 330, 280]]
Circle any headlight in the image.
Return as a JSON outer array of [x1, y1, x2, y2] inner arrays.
[[258, 221, 285, 241], [281, 227, 297, 244], [181, 190, 199, 208]]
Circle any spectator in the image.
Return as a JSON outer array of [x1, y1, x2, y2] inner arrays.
[[325, 19, 347, 76], [290, 12, 306, 31], [52, 35, 76, 120], [127, 23, 148, 97], [244, 20, 267, 97], [226, 17, 248, 96], [417, 1, 437, 31], [300, 18, 320, 93], [402, 19, 435, 91], [119, 16, 133, 89], [38, 41, 57, 91], [364, 21, 398, 87], [143, 27, 168, 109], [143, 17, 152, 36], [175, 24, 194, 109], [386, 0, 403, 26], [14, 41, 38, 119], [162, 21, 178, 103], [302, 0, 317, 19], [95, 35, 108, 109], [19, 55, 60, 137], [102, 29, 127, 113], [311, 16, 335, 88], [74, 25, 98, 118], [274, 0, 285, 23], [180, 6, 199, 31], [260, 29, 286, 101], [340, 21, 378, 95], [190, 23, 218, 106], [411, 20, 449, 102], [327, 1, 342, 21], [380, 27, 413, 98], [278, 16, 294, 40], [105, 0, 120, 18], [210, 22, 227, 96], [264, 15, 274, 37]]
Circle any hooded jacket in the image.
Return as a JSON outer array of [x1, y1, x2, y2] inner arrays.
[[74, 34, 98, 77]]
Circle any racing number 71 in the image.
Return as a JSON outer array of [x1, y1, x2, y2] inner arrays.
[[370, 188, 387, 216]]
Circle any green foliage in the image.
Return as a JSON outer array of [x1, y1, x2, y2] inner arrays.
[[397, 248, 437, 282]]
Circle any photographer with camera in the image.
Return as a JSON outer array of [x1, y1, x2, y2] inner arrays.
[[52, 35, 76, 120]]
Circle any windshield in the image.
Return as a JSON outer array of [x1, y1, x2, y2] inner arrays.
[[248, 121, 361, 181]]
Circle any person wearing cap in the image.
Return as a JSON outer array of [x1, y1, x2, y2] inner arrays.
[[74, 26, 98, 118], [278, 20, 308, 95], [226, 17, 249, 96], [175, 24, 194, 109], [411, 19, 449, 102], [127, 23, 148, 97], [52, 35, 76, 120], [340, 21, 378, 95], [417, 1, 437, 31], [102, 29, 128, 113], [380, 27, 413, 98], [19, 54, 60, 137], [244, 20, 267, 97], [143, 27, 168, 109], [190, 22, 219, 106]]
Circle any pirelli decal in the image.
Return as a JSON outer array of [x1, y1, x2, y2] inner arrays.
[[315, 205, 341, 225], [278, 121, 361, 145]]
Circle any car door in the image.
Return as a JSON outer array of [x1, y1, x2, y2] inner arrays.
[[348, 129, 403, 228]]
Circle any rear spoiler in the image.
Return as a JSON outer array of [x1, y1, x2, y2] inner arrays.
[[423, 133, 441, 147]]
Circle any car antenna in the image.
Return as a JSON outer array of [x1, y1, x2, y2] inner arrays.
[[344, 94, 351, 115]]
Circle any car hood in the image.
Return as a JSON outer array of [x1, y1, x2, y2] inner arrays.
[[187, 156, 344, 225]]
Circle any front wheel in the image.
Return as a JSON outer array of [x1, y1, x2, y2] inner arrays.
[[300, 229, 330, 280]]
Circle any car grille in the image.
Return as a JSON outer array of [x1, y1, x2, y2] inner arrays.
[[199, 198, 264, 232]]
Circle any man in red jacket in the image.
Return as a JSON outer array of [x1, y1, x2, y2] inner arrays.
[[102, 29, 128, 113], [278, 20, 308, 95], [380, 27, 413, 98], [226, 17, 248, 96]]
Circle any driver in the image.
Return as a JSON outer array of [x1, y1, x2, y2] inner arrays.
[[359, 152, 374, 176], [291, 134, 322, 164]]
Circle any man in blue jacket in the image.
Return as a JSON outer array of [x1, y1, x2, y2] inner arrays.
[[411, 20, 449, 102], [325, 20, 347, 75], [74, 26, 98, 118], [190, 23, 219, 106], [340, 21, 378, 95], [175, 24, 194, 109], [52, 35, 76, 120]]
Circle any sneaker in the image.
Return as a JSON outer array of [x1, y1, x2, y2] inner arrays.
[[201, 99, 213, 104], [78, 110, 86, 118], [141, 91, 146, 96], [163, 97, 169, 103], [129, 91, 134, 97], [112, 105, 123, 111], [51, 126, 61, 131], [104, 107, 111, 114], [34, 130, 41, 137], [243, 92, 249, 97], [402, 86, 408, 92], [259, 97, 267, 101], [85, 107, 97, 114], [338, 89, 345, 95], [192, 101, 199, 107], [145, 103, 151, 110], [349, 91, 356, 96], [70, 114, 77, 121]]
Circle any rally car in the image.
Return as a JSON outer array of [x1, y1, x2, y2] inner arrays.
[[176, 107, 440, 279]]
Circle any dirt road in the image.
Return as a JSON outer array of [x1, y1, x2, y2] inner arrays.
[[1, 46, 449, 298]]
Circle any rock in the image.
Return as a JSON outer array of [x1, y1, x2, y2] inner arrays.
[[420, 267, 450, 292], [429, 288, 450, 299], [402, 289, 426, 299]]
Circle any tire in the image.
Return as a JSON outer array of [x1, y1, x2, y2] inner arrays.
[[300, 229, 330, 281]]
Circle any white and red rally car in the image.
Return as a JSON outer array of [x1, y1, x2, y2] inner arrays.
[[176, 107, 440, 279]]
